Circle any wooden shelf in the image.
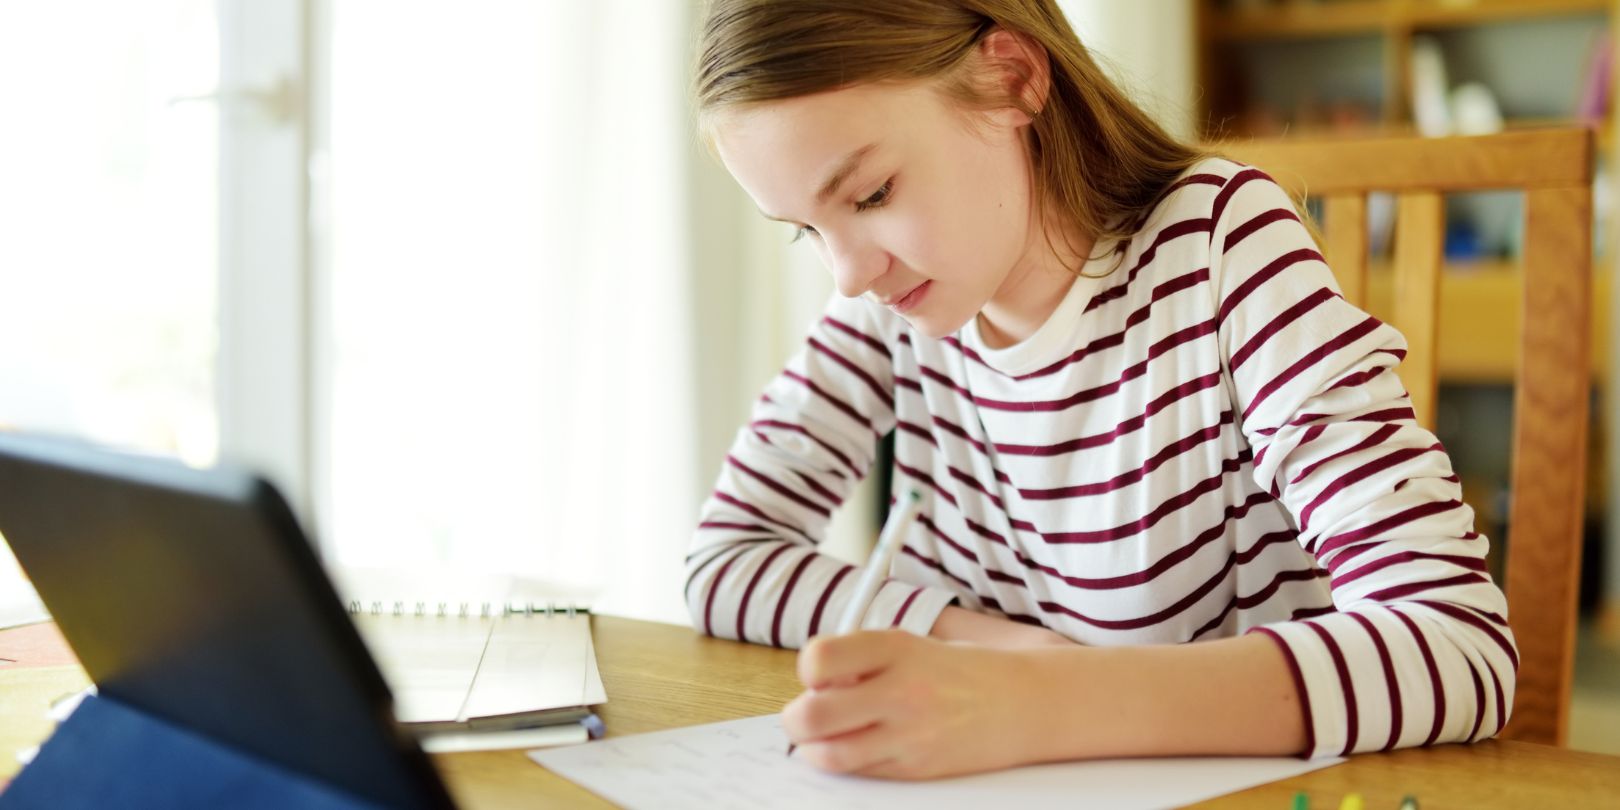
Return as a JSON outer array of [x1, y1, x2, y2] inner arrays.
[[1408, 0, 1611, 30], [1362, 260, 1612, 384], [1210, 0, 1388, 40], [1210, 0, 1610, 42]]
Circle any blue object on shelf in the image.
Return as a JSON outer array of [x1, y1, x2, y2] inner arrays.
[[1444, 221, 1485, 262]]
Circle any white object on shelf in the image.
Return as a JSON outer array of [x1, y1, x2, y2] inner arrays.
[[1450, 83, 1505, 136], [1411, 35, 1453, 137]]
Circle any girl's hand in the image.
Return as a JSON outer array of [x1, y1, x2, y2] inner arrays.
[[782, 630, 1052, 780]]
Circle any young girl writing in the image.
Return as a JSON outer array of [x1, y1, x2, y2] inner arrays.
[[685, 0, 1515, 779]]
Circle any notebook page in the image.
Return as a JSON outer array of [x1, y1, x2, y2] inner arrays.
[[582, 631, 607, 706], [529, 714, 1344, 810], [351, 612, 493, 723], [459, 613, 592, 720]]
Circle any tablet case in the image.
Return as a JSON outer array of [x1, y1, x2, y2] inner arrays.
[[1, 693, 381, 810]]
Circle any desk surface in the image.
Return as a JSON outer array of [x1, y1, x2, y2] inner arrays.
[[4, 616, 1619, 808]]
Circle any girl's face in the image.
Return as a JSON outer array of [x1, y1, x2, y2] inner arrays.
[[711, 80, 1042, 339]]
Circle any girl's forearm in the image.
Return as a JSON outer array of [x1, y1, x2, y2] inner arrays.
[[929, 605, 1075, 649], [1017, 632, 1307, 761]]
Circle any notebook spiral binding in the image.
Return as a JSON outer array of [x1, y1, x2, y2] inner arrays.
[[344, 600, 585, 618]]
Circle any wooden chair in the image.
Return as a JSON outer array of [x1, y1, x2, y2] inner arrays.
[[1212, 129, 1594, 747]]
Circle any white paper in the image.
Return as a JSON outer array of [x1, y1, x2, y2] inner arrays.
[[581, 631, 607, 706], [529, 714, 1343, 810], [459, 614, 593, 720], [352, 612, 491, 723]]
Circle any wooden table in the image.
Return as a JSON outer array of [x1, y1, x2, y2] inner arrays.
[[5, 617, 1619, 808]]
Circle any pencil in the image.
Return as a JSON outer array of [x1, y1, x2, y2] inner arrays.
[[833, 490, 922, 635], [787, 490, 923, 757]]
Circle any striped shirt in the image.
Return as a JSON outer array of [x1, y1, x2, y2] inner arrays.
[[685, 157, 1517, 758]]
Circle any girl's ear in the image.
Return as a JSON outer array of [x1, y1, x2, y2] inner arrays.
[[975, 28, 1051, 129]]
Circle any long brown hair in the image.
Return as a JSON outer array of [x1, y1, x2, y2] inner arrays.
[[694, 0, 1208, 273]]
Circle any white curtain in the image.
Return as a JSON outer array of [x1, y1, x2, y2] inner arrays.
[[321, 1, 697, 623], [0, 1, 221, 625], [1060, 0, 1196, 140]]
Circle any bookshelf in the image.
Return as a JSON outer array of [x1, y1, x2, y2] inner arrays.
[[1196, 0, 1614, 383], [1204, 0, 1609, 42], [1195, 0, 1616, 543], [1197, 0, 1615, 140]]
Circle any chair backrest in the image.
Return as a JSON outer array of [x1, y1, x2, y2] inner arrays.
[[1212, 129, 1594, 747]]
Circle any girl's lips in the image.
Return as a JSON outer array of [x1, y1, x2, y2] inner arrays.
[[891, 280, 932, 314]]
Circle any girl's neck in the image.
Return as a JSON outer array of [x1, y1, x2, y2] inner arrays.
[[977, 207, 1095, 350]]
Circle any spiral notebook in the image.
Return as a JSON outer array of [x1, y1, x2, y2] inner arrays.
[[335, 568, 607, 736]]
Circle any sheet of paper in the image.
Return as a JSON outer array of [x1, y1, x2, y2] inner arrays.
[[351, 613, 491, 723], [530, 714, 1344, 810], [581, 630, 607, 706], [0, 622, 78, 669], [460, 613, 592, 720]]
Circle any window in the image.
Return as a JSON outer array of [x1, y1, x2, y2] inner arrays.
[[0, 1, 220, 464], [0, 0, 222, 625]]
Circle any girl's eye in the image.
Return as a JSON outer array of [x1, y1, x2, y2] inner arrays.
[[787, 178, 894, 243], [855, 179, 894, 212]]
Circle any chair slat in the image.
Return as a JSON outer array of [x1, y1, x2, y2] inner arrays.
[[1502, 183, 1592, 746], [1391, 191, 1443, 430], [1215, 128, 1591, 195], [1322, 194, 1369, 308]]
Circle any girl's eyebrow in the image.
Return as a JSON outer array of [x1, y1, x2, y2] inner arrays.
[[760, 142, 879, 222], [814, 143, 877, 204]]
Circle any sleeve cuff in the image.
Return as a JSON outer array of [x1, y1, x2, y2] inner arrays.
[[868, 581, 958, 639], [1250, 623, 1345, 759]]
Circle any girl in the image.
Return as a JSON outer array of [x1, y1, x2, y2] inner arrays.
[[686, 0, 1515, 780]]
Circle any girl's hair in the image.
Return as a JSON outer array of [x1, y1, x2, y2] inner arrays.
[[693, 0, 1209, 273]]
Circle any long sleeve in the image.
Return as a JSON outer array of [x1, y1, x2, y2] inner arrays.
[[1208, 166, 1518, 756], [686, 293, 958, 648]]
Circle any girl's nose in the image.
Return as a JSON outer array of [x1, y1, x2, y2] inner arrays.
[[825, 234, 887, 299]]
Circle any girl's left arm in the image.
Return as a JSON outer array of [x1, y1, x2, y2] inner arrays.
[[1200, 166, 1515, 759]]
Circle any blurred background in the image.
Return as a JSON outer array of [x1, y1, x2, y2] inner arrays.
[[0, 0, 1614, 752]]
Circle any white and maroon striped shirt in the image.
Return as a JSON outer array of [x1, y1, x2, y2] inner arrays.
[[685, 157, 1517, 758]]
